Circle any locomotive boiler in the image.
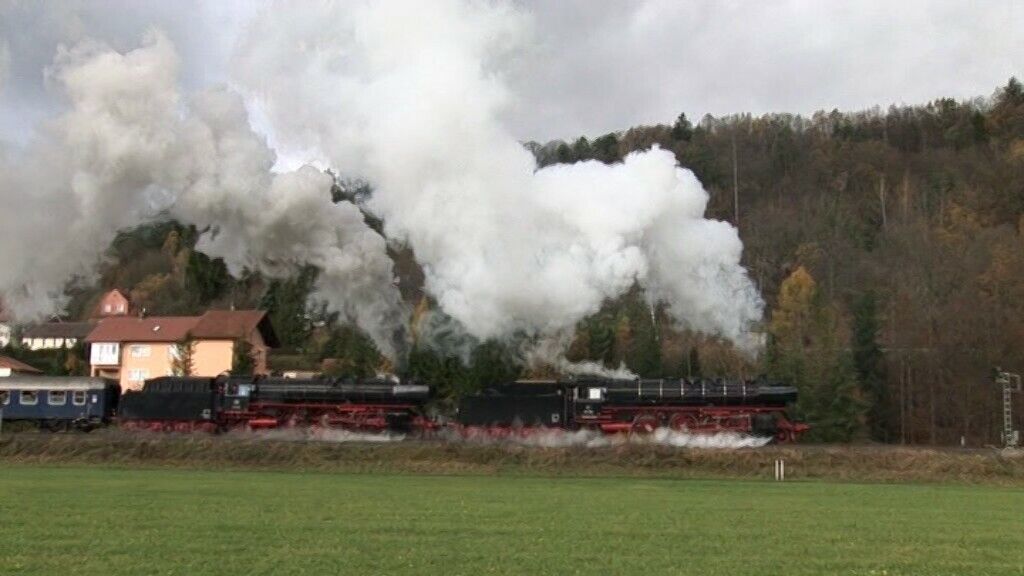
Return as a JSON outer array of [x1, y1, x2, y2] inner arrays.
[[457, 377, 808, 442]]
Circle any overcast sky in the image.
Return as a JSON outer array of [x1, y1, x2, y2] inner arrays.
[[1, 0, 1021, 145]]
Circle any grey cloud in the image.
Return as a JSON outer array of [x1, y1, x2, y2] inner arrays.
[[506, 0, 1024, 141], [1, 1, 1020, 144], [0, 0, 258, 143]]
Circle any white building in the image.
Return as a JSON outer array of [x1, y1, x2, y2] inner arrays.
[[0, 307, 10, 348], [20, 322, 95, 350]]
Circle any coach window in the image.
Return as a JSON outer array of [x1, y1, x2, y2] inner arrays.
[[73, 391, 87, 406], [20, 391, 38, 405], [0, 391, 9, 405], [48, 390, 67, 406]]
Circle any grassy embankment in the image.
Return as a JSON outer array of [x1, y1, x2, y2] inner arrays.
[[2, 431, 1023, 485]]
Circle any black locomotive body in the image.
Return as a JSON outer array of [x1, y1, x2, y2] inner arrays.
[[119, 375, 433, 433], [458, 381, 568, 428], [120, 377, 219, 432], [457, 377, 807, 442]]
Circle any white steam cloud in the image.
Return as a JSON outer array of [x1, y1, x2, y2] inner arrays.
[[1, 0, 763, 368], [235, 0, 763, 356], [0, 32, 406, 357]]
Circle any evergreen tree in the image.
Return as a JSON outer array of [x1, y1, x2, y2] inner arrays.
[[320, 324, 381, 378], [405, 345, 467, 407], [233, 338, 256, 376], [624, 300, 661, 377], [671, 112, 693, 142], [591, 133, 621, 163], [586, 312, 616, 367], [684, 347, 702, 378], [185, 251, 230, 305], [260, 266, 317, 349], [852, 291, 889, 441], [571, 136, 592, 160], [464, 340, 521, 394], [554, 142, 574, 164]]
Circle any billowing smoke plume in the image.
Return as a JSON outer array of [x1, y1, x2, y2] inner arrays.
[[0, 32, 407, 357], [1, 0, 763, 370], [234, 0, 764, 356], [170, 86, 408, 358], [0, 33, 182, 317]]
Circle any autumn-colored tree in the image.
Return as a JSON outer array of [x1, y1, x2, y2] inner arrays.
[[768, 267, 865, 441], [171, 333, 196, 377]]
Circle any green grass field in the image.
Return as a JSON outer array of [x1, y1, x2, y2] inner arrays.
[[1, 466, 1022, 576]]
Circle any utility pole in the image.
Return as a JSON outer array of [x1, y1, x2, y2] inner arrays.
[[994, 368, 1021, 448], [732, 131, 739, 227]]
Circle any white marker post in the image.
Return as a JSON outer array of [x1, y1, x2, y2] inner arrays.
[[774, 458, 785, 481]]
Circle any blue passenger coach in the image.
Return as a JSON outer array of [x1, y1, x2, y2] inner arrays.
[[0, 377, 119, 431]]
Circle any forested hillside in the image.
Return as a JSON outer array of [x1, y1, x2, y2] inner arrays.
[[22, 78, 1024, 445]]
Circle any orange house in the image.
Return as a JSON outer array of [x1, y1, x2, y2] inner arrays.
[[85, 310, 279, 391], [93, 289, 132, 317]]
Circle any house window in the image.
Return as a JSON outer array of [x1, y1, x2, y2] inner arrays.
[[104, 304, 111, 313], [117, 304, 125, 313], [90, 343, 120, 366], [130, 345, 151, 358], [128, 369, 149, 382], [48, 390, 67, 406], [20, 391, 38, 405], [0, 391, 8, 405], [72, 391, 87, 406]]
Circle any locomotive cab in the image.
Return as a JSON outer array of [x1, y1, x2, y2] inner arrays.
[[572, 384, 606, 421], [221, 377, 253, 412]]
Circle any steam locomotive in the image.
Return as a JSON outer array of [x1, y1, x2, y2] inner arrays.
[[458, 377, 808, 442], [0, 374, 808, 442], [118, 375, 434, 433]]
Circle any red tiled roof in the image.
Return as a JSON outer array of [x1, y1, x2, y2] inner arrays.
[[0, 355, 43, 374], [84, 310, 278, 346], [85, 316, 199, 343], [191, 310, 267, 340], [22, 322, 96, 339]]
